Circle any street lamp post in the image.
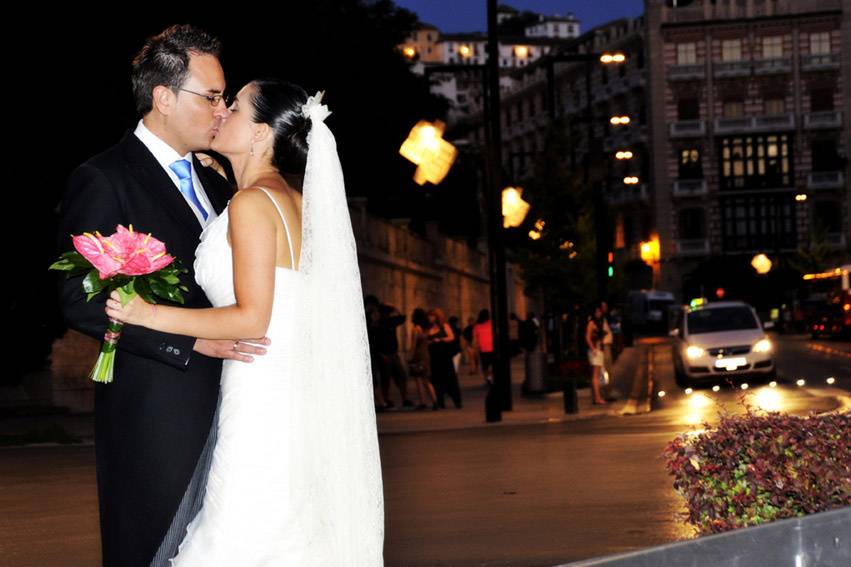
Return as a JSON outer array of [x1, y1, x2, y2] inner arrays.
[[484, 0, 512, 420]]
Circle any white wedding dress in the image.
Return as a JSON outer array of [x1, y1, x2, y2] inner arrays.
[[171, 187, 317, 565], [168, 95, 384, 566]]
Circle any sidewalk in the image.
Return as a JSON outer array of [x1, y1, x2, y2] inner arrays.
[[0, 346, 651, 445], [376, 346, 647, 434]]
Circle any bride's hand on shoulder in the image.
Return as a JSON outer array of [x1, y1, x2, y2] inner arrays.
[[105, 289, 156, 327]]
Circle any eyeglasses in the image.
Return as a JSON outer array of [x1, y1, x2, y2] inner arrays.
[[178, 88, 231, 107]]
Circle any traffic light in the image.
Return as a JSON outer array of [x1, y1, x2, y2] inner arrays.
[[607, 251, 614, 278]]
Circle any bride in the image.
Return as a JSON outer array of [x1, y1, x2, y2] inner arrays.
[[106, 79, 384, 565]]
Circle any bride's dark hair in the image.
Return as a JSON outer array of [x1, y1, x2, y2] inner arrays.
[[250, 78, 310, 189]]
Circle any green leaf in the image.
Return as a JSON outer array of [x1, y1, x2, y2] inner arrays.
[[82, 270, 107, 294]]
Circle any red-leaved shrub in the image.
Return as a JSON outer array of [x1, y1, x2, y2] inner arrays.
[[664, 410, 850, 534]]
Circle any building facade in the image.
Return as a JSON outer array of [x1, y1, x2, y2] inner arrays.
[[645, 0, 851, 296]]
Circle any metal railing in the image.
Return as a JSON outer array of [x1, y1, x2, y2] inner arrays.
[[556, 506, 851, 567]]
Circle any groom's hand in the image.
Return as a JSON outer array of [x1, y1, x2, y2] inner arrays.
[[193, 337, 271, 363]]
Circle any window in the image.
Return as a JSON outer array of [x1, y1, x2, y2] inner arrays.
[[810, 88, 834, 112], [811, 139, 841, 172], [679, 208, 706, 240], [813, 201, 842, 234], [723, 100, 744, 118], [720, 134, 793, 190], [721, 194, 796, 251], [677, 42, 697, 65], [679, 148, 703, 179], [765, 97, 785, 115], [678, 98, 700, 120], [427, 33, 433, 42], [762, 36, 782, 58], [810, 31, 831, 55], [721, 38, 742, 61]]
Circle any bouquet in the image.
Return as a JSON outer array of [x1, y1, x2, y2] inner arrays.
[[50, 224, 188, 383]]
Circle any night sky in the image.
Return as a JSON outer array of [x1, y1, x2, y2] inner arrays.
[[393, 0, 645, 33]]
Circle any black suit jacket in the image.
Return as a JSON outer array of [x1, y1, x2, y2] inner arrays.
[[56, 130, 234, 567]]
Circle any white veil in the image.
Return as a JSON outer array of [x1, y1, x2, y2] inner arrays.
[[296, 92, 384, 565]]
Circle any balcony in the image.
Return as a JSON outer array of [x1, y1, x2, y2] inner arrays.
[[668, 64, 704, 81], [675, 239, 710, 257], [669, 119, 705, 138], [825, 233, 847, 249], [807, 171, 845, 190], [714, 60, 751, 78], [754, 57, 792, 75], [673, 179, 708, 197], [801, 53, 839, 72], [607, 184, 649, 206], [804, 111, 842, 130], [752, 113, 795, 132], [714, 116, 752, 134]]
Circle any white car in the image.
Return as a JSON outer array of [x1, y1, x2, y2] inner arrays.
[[671, 301, 776, 383]]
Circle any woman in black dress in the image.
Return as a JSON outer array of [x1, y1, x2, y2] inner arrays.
[[427, 308, 463, 409]]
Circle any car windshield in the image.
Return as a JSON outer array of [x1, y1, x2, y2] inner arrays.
[[687, 307, 758, 334]]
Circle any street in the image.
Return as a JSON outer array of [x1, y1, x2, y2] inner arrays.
[[0, 336, 848, 566]]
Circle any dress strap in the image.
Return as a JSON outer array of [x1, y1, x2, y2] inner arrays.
[[255, 186, 296, 269]]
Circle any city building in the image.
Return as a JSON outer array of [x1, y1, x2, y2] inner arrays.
[[645, 0, 850, 296]]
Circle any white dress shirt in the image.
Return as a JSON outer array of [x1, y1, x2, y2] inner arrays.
[[133, 119, 217, 227]]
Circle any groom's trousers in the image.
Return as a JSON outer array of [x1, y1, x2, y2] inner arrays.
[[150, 390, 221, 566]]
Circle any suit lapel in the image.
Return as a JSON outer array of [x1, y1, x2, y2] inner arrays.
[[119, 132, 211, 239]]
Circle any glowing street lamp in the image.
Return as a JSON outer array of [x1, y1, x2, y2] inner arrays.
[[610, 115, 631, 125], [399, 120, 457, 186], [458, 44, 472, 58], [795, 193, 807, 202], [514, 45, 529, 59], [402, 46, 417, 60], [640, 236, 661, 264], [501, 186, 531, 228], [623, 176, 640, 185], [751, 253, 773, 275], [615, 150, 634, 160], [600, 52, 626, 64]]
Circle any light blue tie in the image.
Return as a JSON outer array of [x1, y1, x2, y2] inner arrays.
[[169, 159, 208, 221]]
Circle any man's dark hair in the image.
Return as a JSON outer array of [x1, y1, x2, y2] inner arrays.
[[131, 24, 222, 115]]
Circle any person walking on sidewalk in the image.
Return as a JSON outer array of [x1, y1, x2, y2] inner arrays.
[[377, 303, 414, 410], [365, 295, 388, 412], [600, 300, 615, 397], [585, 304, 608, 405], [461, 317, 478, 375], [408, 308, 439, 411], [473, 309, 495, 387], [427, 308, 463, 409], [448, 316, 463, 376]]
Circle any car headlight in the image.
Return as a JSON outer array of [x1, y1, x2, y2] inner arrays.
[[753, 338, 772, 353], [685, 345, 706, 360]]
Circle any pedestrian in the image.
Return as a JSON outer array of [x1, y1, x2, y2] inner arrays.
[[462, 317, 478, 375], [364, 295, 387, 411], [377, 303, 414, 410], [585, 303, 608, 405], [473, 309, 495, 386], [427, 308, 463, 409], [408, 308, 439, 410], [600, 301, 614, 395], [448, 316, 463, 375]]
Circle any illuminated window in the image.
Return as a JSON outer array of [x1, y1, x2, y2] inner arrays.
[[810, 31, 831, 55], [762, 36, 782, 58], [677, 42, 697, 65], [765, 97, 785, 115], [721, 39, 742, 62]]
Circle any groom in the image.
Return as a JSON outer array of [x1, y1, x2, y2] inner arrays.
[[56, 25, 268, 567]]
